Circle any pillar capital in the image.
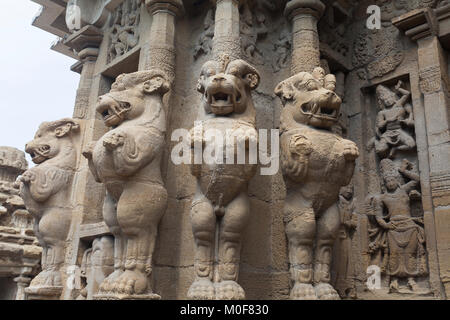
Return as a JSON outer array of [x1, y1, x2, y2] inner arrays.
[[145, 0, 184, 17], [392, 8, 439, 42], [284, 0, 326, 21]]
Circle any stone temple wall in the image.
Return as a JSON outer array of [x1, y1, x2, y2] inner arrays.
[[1, 0, 449, 300]]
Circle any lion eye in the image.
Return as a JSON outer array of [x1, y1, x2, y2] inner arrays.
[[307, 80, 319, 91], [229, 67, 239, 76], [206, 69, 215, 77]]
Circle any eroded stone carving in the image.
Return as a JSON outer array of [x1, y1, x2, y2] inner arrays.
[[352, 25, 404, 80], [83, 69, 170, 299], [367, 159, 428, 294], [77, 236, 114, 300], [194, 8, 215, 60], [18, 119, 80, 298], [272, 26, 291, 72], [275, 67, 359, 300], [367, 81, 416, 159], [188, 56, 260, 300], [240, 1, 268, 65], [108, 0, 140, 63]]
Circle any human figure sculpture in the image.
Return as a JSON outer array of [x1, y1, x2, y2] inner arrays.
[[367, 81, 416, 159], [273, 28, 291, 72], [335, 184, 358, 299], [18, 119, 80, 294], [275, 67, 359, 300], [83, 69, 170, 299], [187, 56, 260, 300], [367, 159, 427, 293]]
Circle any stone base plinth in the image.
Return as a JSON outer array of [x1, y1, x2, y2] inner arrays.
[[25, 286, 63, 300], [93, 293, 161, 300]]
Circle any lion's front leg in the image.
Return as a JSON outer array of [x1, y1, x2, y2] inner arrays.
[[341, 138, 359, 186], [105, 130, 160, 177]]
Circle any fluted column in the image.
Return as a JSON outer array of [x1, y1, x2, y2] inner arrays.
[[285, 0, 325, 74]]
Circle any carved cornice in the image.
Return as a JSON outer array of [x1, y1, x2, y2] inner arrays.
[[284, 0, 326, 21]]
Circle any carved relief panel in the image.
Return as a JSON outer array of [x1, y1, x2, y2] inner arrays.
[[108, 0, 141, 63], [363, 80, 431, 296]]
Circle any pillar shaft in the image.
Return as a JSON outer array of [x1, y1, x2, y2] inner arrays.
[[142, 0, 184, 81], [212, 0, 242, 60], [285, 0, 325, 74]]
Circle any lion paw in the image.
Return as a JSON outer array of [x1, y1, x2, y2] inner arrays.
[[114, 269, 148, 295], [290, 283, 318, 300], [99, 269, 123, 293], [103, 133, 125, 150], [342, 140, 359, 161], [187, 278, 215, 300], [82, 141, 96, 160], [30, 269, 62, 288], [215, 281, 245, 300], [315, 283, 340, 300]]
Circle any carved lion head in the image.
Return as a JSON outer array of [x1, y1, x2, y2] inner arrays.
[[25, 119, 79, 164], [197, 57, 260, 116], [96, 69, 170, 127], [275, 67, 341, 130]]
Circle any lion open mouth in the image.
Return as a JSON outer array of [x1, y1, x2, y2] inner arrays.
[[28, 145, 50, 164], [301, 99, 339, 120]]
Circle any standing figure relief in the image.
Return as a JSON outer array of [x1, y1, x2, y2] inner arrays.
[[83, 69, 170, 299], [188, 56, 260, 300], [18, 119, 80, 294], [275, 67, 359, 300], [367, 159, 428, 294], [368, 81, 416, 159]]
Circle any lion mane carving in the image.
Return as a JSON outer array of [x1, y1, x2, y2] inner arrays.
[[275, 67, 359, 300], [187, 56, 260, 300], [19, 118, 80, 295], [83, 69, 169, 299]]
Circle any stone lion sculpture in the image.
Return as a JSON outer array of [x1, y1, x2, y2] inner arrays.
[[275, 67, 359, 300], [83, 69, 170, 299], [188, 56, 260, 300], [18, 118, 80, 296]]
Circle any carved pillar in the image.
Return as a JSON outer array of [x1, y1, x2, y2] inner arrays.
[[212, 0, 242, 60], [73, 48, 99, 119], [142, 0, 184, 81], [14, 276, 31, 300], [394, 8, 450, 298], [61, 26, 107, 300], [285, 0, 326, 74]]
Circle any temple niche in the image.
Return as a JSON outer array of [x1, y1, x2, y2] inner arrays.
[[1, 0, 449, 300]]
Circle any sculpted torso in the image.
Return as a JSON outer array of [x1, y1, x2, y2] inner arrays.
[[381, 188, 411, 218], [282, 127, 356, 212], [193, 118, 257, 207]]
